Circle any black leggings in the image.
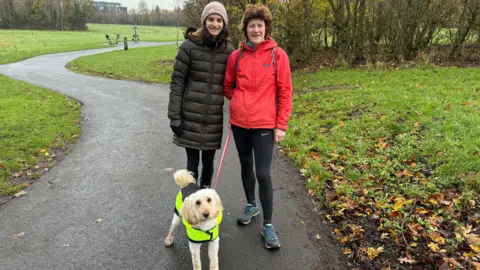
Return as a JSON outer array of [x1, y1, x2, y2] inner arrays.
[[231, 124, 274, 225], [185, 148, 216, 187]]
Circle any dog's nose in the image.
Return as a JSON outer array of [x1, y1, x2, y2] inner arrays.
[[203, 212, 209, 218]]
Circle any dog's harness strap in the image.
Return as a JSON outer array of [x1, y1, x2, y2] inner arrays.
[[191, 225, 215, 241]]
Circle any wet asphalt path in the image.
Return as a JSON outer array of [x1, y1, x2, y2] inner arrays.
[[0, 42, 348, 270]]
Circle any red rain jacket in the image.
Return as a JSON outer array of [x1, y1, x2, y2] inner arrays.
[[223, 38, 293, 130]]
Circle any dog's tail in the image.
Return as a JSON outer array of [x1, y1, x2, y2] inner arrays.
[[174, 169, 196, 188]]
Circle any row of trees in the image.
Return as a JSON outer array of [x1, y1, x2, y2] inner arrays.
[[0, 0, 179, 30], [182, 0, 480, 64], [0, 0, 94, 30], [88, 2, 178, 26]]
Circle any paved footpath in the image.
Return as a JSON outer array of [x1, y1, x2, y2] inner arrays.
[[0, 42, 348, 270]]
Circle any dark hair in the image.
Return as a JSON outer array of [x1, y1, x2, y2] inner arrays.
[[239, 4, 272, 40], [202, 21, 229, 49]]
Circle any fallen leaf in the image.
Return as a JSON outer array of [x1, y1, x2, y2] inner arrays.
[[462, 101, 469, 106], [361, 246, 384, 260], [14, 191, 27, 198], [474, 151, 479, 156], [13, 232, 25, 239], [0, 164, 4, 169], [329, 163, 337, 171], [398, 257, 416, 264], [300, 220, 305, 225], [443, 258, 464, 269], [381, 233, 389, 239], [343, 247, 353, 255], [164, 168, 174, 172], [389, 210, 401, 218], [469, 200, 476, 208], [40, 149, 46, 153], [428, 242, 440, 252], [12, 172, 22, 178], [96, 218, 103, 223], [429, 232, 446, 244], [315, 234, 321, 240], [472, 262, 480, 270]]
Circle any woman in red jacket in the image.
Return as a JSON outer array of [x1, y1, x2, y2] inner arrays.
[[223, 4, 293, 249]]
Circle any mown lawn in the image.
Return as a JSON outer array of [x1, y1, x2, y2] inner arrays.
[[286, 67, 480, 269], [0, 75, 82, 196], [68, 45, 178, 83], [0, 23, 180, 64], [37, 45, 480, 268]]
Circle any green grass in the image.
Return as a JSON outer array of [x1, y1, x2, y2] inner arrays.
[[0, 23, 181, 64], [68, 44, 178, 83], [0, 75, 82, 195], [285, 66, 480, 267]]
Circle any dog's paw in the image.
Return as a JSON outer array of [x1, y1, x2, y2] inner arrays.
[[164, 236, 174, 247]]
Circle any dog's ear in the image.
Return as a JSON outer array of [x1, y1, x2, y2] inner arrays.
[[212, 190, 223, 213], [180, 196, 199, 225]]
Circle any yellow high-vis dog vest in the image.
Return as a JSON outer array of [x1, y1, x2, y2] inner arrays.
[[174, 183, 222, 243]]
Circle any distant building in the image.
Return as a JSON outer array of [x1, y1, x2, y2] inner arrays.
[[93, 1, 127, 12]]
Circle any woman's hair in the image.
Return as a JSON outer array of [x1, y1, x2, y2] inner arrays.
[[202, 20, 230, 49], [239, 4, 272, 40]]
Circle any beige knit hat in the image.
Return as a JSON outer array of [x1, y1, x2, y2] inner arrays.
[[201, 1, 228, 26]]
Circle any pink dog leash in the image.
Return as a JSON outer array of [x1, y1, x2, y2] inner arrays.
[[213, 126, 232, 190]]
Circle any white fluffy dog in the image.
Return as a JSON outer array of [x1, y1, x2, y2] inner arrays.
[[164, 169, 223, 270]]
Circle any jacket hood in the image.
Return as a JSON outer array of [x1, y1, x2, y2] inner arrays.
[[184, 27, 203, 45], [241, 37, 277, 51], [185, 27, 232, 48]]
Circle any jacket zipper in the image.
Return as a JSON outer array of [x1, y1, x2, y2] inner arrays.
[[247, 49, 256, 129], [202, 47, 215, 149]]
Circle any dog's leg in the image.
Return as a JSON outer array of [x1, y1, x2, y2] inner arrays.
[[188, 242, 202, 270], [164, 213, 181, 247], [208, 237, 220, 270]]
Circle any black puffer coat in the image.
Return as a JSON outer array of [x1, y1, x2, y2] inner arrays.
[[168, 28, 234, 150]]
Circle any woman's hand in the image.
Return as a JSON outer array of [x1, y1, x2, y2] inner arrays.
[[274, 128, 286, 143]]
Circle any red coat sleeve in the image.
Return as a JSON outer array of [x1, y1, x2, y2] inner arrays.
[[275, 48, 293, 131], [224, 50, 240, 100]]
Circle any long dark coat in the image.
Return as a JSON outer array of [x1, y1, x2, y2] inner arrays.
[[168, 29, 234, 150]]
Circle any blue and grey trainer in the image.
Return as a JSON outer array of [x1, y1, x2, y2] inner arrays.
[[261, 224, 281, 249], [237, 204, 259, 224]]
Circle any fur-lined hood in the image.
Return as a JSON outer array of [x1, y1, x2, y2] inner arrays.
[[184, 27, 231, 47], [184, 27, 203, 45]]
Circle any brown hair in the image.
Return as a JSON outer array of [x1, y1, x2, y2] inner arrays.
[[239, 4, 272, 40]]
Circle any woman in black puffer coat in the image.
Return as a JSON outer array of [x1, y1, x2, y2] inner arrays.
[[167, 1, 234, 188]]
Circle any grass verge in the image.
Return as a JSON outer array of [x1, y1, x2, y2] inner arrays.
[[0, 24, 180, 64], [0, 74, 82, 198], [68, 45, 177, 84], [284, 66, 480, 269]]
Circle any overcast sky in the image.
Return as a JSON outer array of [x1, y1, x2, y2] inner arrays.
[[116, 0, 179, 12]]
